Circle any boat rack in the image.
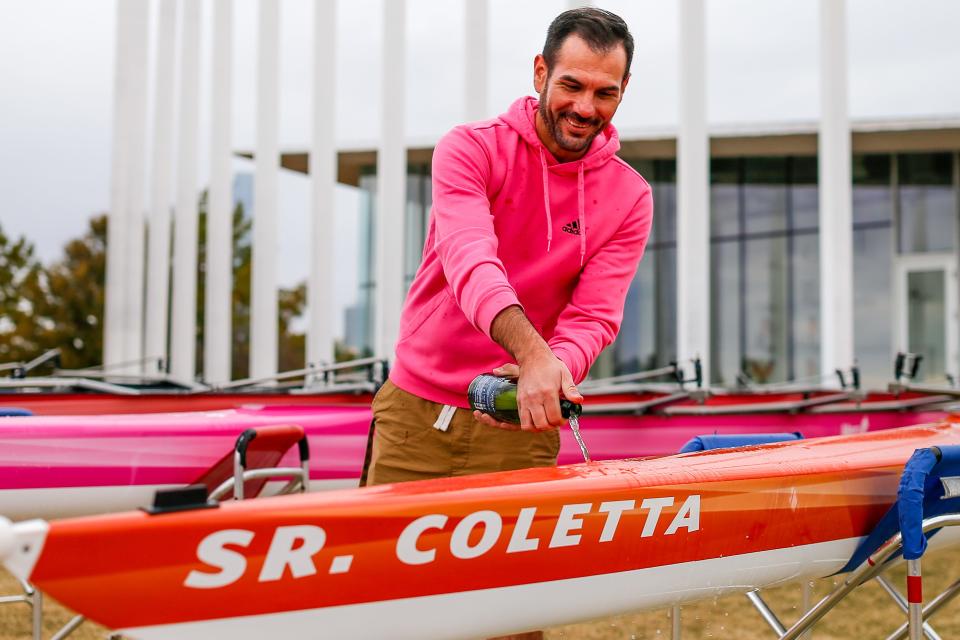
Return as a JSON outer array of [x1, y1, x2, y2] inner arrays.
[[0, 355, 388, 397], [580, 358, 702, 393], [585, 357, 953, 417], [1, 348, 62, 379], [581, 359, 711, 415], [204, 356, 387, 394], [743, 445, 960, 640]]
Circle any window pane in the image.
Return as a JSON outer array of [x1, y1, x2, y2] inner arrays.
[[899, 185, 957, 253], [854, 154, 892, 186], [792, 185, 819, 232], [792, 157, 819, 231], [655, 246, 678, 369], [743, 236, 789, 383], [743, 158, 788, 234], [606, 158, 677, 377], [404, 167, 430, 288], [591, 244, 677, 378], [852, 154, 893, 225], [710, 240, 740, 385], [907, 270, 947, 381], [744, 184, 788, 234], [711, 158, 740, 237], [854, 186, 894, 226], [339, 174, 377, 360], [791, 232, 820, 379], [652, 182, 676, 244], [899, 153, 956, 253], [710, 184, 740, 237], [900, 152, 953, 186], [853, 225, 893, 387], [654, 160, 677, 244], [615, 249, 656, 374]]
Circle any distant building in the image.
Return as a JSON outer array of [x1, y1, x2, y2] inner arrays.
[[282, 117, 960, 387]]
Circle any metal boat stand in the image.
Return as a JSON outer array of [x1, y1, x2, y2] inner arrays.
[[744, 444, 960, 640], [6, 424, 312, 639], [745, 515, 960, 640], [0, 578, 42, 640]]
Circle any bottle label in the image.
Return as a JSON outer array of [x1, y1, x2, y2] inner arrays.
[[469, 375, 504, 416]]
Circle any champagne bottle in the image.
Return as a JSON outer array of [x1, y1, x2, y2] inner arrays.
[[467, 374, 582, 424]]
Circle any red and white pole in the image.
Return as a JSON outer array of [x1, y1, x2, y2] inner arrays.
[[907, 558, 923, 640]]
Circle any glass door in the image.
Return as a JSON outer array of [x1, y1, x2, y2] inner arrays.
[[895, 254, 958, 381]]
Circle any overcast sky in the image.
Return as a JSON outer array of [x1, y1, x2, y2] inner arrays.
[[2, 0, 960, 281]]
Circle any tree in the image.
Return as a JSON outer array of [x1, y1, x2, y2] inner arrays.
[[0, 224, 45, 363], [0, 217, 106, 370], [5, 197, 308, 380], [195, 194, 306, 381], [195, 193, 254, 380], [278, 282, 307, 374]]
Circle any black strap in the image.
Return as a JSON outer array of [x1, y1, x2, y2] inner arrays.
[[357, 418, 377, 487]]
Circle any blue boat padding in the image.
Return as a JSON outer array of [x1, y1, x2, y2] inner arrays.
[[678, 432, 803, 453], [838, 445, 960, 572], [899, 446, 960, 559], [0, 407, 32, 417]]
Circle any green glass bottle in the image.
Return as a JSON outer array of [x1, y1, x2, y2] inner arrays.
[[467, 374, 582, 424]]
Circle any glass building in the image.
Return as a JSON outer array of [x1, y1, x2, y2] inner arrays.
[[304, 119, 960, 387]]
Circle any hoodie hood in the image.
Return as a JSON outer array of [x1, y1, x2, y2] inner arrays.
[[499, 96, 621, 171], [498, 96, 622, 264]]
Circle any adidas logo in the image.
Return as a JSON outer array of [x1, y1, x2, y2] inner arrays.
[[562, 220, 581, 236]]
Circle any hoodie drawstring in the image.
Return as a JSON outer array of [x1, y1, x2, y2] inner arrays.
[[538, 147, 587, 267], [577, 162, 586, 267], [539, 147, 553, 253]]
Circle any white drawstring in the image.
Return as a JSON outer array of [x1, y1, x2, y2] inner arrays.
[[433, 404, 456, 431], [539, 147, 553, 253], [577, 162, 586, 267]]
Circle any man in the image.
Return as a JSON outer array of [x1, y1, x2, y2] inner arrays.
[[364, 8, 652, 487]]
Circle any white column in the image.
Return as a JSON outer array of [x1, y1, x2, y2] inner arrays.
[[251, 0, 280, 379], [375, 0, 407, 361], [954, 152, 960, 378], [121, 0, 151, 375], [308, 0, 337, 369], [818, 0, 854, 378], [464, 0, 487, 122], [144, 0, 177, 374], [170, 0, 202, 382], [104, 0, 135, 369], [676, 0, 710, 382], [105, 0, 150, 373], [204, 0, 234, 384]]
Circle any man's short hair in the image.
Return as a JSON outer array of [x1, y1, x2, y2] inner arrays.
[[542, 8, 634, 81]]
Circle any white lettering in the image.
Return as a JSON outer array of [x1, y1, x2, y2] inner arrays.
[[665, 495, 701, 535], [258, 525, 326, 582], [598, 500, 635, 542], [185, 529, 254, 589], [549, 503, 592, 548], [640, 497, 674, 537], [507, 507, 540, 553], [451, 510, 502, 559], [397, 514, 448, 565]]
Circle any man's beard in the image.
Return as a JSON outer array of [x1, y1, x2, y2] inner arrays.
[[538, 90, 603, 154]]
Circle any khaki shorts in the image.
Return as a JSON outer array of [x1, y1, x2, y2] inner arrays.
[[363, 380, 561, 486]]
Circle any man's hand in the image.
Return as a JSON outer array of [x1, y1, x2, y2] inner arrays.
[[473, 357, 584, 433]]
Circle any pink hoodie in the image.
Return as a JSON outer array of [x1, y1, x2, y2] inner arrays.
[[390, 96, 654, 407]]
